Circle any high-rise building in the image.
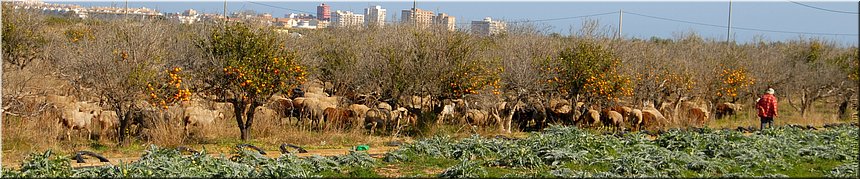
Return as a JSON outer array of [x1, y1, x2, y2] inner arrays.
[[182, 9, 197, 16], [316, 3, 330, 21], [331, 10, 364, 28], [471, 17, 506, 36], [364, 5, 386, 27], [433, 13, 456, 31], [401, 8, 433, 28]]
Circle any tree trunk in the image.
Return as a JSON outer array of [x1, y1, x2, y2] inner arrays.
[[116, 105, 129, 146], [117, 113, 129, 145], [232, 98, 259, 141], [240, 127, 251, 141], [838, 99, 848, 119], [232, 99, 247, 140], [242, 102, 259, 140]]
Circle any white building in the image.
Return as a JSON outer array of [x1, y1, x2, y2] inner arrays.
[[364, 5, 386, 27], [433, 13, 456, 31], [471, 17, 506, 36], [331, 10, 364, 28], [286, 13, 315, 19], [401, 8, 433, 28], [294, 20, 317, 29]]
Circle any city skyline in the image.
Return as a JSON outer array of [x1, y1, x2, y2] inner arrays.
[[48, 1, 860, 46]]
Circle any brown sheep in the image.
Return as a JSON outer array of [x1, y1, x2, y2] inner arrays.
[[399, 95, 433, 112], [289, 97, 306, 125], [266, 95, 294, 124], [630, 109, 644, 131], [324, 107, 356, 131], [608, 106, 633, 121], [348, 104, 371, 128], [549, 103, 573, 125], [300, 98, 334, 129], [97, 110, 118, 140], [602, 110, 624, 131], [377, 102, 392, 112], [679, 101, 710, 127], [364, 108, 389, 134], [689, 107, 709, 127], [463, 109, 490, 128], [641, 109, 667, 131], [715, 102, 743, 119], [578, 109, 601, 128]]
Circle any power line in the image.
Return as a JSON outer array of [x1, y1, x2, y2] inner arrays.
[[447, 11, 618, 26], [789, 1, 858, 15], [246, 1, 315, 14], [625, 11, 858, 36], [507, 11, 618, 24], [242, 1, 856, 37]]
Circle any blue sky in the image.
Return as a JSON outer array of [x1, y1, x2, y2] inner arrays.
[[52, 1, 859, 46]]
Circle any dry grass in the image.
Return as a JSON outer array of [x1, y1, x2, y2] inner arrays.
[[145, 117, 187, 148], [3, 93, 855, 165], [3, 110, 82, 164], [707, 98, 854, 129]]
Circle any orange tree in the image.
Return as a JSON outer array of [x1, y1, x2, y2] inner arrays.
[[445, 61, 503, 98], [547, 40, 631, 107], [440, 32, 501, 99], [714, 65, 755, 103], [146, 67, 192, 109], [199, 22, 306, 140]]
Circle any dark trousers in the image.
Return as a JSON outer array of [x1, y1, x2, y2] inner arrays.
[[760, 117, 774, 129]]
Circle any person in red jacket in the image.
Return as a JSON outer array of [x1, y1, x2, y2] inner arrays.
[[756, 88, 778, 129]]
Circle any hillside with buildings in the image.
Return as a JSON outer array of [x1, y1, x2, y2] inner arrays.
[[6, 0, 507, 35]]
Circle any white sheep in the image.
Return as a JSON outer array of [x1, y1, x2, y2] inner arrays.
[[59, 102, 100, 141], [183, 106, 224, 137]]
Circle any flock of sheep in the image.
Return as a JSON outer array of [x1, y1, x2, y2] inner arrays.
[[47, 80, 746, 142]]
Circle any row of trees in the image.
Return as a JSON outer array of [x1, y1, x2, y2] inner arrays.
[[3, 8, 857, 143]]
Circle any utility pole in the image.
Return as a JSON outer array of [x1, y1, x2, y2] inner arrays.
[[727, 0, 733, 43], [618, 9, 623, 39], [413, 0, 417, 26], [0, 0, 4, 165], [125, 0, 128, 19]]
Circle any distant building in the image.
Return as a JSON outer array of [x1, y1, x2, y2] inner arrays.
[[286, 13, 315, 20], [471, 17, 506, 36], [401, 8, 433, 28], [166, 12, 200, 24], [182, 9, 197, 16], [313, 19, 330, 28], [364, 5, 386, 27], [331, 10, 364, 28], [433, 13, 456, 31], [294, 20, 317, 29], [260, 13, 273, 21], [274, 17, 298, 28], [316, 3, 330, 21]]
